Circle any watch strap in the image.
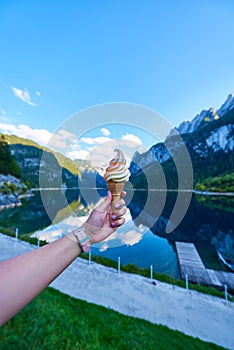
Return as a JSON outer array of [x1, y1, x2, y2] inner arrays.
[[73, 227, 91, 253]]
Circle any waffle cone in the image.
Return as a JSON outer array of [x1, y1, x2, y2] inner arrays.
[[107, 180, 125, 211]]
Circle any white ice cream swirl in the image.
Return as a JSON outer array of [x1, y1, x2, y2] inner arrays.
[[104, 149, 130, 182]]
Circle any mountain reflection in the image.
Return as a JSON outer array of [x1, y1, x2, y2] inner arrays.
[[0, 188, 233, 273], [128, 190, 234, 260]]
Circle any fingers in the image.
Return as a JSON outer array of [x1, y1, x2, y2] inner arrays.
[[111, 206, 127, 219], [111, 216, 125, 228], [94, 191, 127, 229], [112, 198, 126, 210], [110, 199, 127, 227]]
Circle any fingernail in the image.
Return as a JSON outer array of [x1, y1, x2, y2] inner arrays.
[[111, 222, 116, 227], [112, 214, 117, 220], [115, 203, 121, 209]]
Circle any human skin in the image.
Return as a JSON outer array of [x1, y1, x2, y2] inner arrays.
[[0, 191, 127, 326]]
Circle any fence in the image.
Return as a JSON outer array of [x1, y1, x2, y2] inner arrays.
[[14, 229, 232, 303]]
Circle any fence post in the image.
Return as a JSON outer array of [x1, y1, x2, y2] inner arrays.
[[89, 249, 92, 266], [224, 284, 228, 304], [150, 265, 153, 282], [118, 257, 121, 275], [37, 237, 40, 248], [185, 274, 189, 290], [15, 228, 18, 241]]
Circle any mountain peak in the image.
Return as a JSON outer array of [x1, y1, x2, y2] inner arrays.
[[217, 93, 234, 117], [170, 92, 234, 136]]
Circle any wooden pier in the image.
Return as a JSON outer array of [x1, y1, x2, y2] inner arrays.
[[175, 242, 234, 290]]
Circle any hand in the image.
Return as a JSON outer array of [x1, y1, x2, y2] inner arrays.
[[83, 191, 127, 245]]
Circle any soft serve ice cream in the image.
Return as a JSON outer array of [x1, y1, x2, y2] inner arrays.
[[104, 149, 130, 209], [104, 149, 130, 183]]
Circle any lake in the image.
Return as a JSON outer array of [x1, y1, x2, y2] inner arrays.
[[0, 188, 233, 279]]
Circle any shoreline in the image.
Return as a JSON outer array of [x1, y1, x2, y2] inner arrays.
[[0, 192, 34, 211], [194, 190, 234, 196], [31, 187, 234, 196]]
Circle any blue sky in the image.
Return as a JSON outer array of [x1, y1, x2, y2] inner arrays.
[[0, 0, 234, 160]]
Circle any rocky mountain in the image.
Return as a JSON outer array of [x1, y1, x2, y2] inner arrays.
[[130, 93, 234, 189], [0, 174, 32, 210], [74, 159, 105, 188], [171, 92, 234, 136], [0, 134, 80, 188], [0, 135, 29, 209], [217, 92, 234, 117], [1, 92, 234, 194]]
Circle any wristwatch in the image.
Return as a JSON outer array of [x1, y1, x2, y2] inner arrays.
[[73, 227, 91, 253]]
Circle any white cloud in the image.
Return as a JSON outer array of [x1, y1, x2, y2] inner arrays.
[[121, 133, 142, 145], [80, 138, 145, 171], [67, 149, 90, 160], [66, 141, 91, 160], [81, 136, 112, 145], [0, 123, 146, 163], [101, 127, 110, 136], [48, 129, 77, 151], [0, 122, 51, 146], [0, 122, 81, 156], [36, 91, 41, 96], [16, 111, 23, 116], [12, 86, 36, 106], [116, 229, 143, 246]]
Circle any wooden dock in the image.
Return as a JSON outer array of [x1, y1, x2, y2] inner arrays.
[[175, 242, 234, 290]]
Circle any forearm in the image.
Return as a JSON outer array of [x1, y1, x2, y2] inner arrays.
[[0, 233, 81, 326], [0, 192, 126, 326]]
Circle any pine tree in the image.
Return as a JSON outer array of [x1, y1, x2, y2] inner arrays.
[[0, 135, 21, 177]]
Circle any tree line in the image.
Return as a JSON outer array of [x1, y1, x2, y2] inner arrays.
[[0, 135, 21, 177]]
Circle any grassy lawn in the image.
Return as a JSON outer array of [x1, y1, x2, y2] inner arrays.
[[0, 287, 225, 350]]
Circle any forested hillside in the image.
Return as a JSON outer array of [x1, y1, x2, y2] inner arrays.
[[195, 172, 234, 193], [0, 135, 20, 177], [0, 134, 80, 188]]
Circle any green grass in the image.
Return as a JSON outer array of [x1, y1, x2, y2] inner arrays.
[[0, 287, 225, 350]]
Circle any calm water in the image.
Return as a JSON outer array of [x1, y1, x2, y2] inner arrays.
[[0, 188, 233, 279]]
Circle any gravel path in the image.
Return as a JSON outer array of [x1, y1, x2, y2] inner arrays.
[[1, 233, 234, 350]]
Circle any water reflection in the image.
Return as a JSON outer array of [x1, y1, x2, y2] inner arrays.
[[0, 191, 51, 234], [32, 209, 145, 247], [129, 190, 234, 268], [0, 188, 233, 277]]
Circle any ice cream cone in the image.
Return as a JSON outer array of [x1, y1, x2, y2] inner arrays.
[[104, 149, 130, 212], [107, 180, 125, 211]]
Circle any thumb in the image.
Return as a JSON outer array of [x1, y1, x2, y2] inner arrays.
[[95, 191, 112, 212], [106, 190, 112, 202]]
